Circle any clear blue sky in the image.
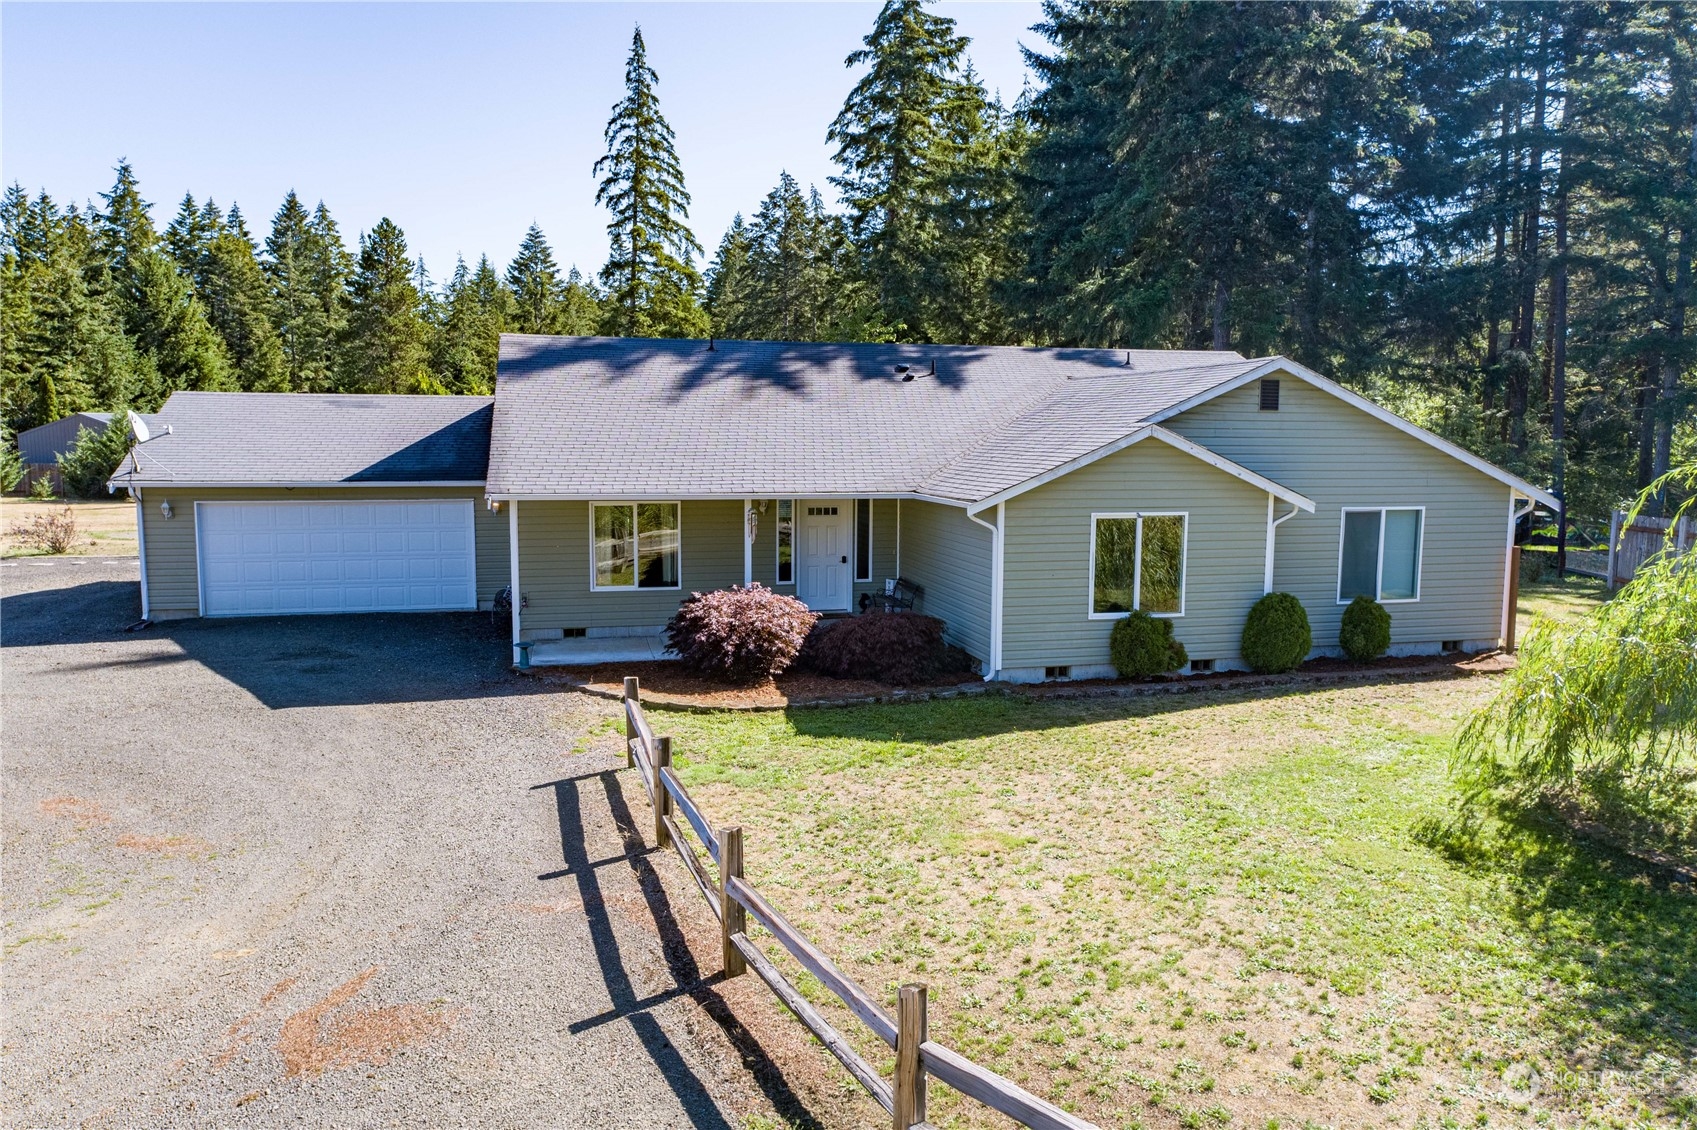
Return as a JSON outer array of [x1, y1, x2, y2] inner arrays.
[[2, 2, 1045, 282]]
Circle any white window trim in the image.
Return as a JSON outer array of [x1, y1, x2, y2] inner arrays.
[[775, 498, 795, 586], [588, 501, 683, 592], [855, 498, 874, 583], [1336, 505, 1425, 604], [1087, 511, 1189, 620]]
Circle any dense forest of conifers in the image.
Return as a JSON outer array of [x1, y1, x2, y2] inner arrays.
[[2, 1, 1692, 519]]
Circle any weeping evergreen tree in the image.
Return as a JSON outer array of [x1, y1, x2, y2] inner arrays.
[[341, 218, 435, 394], [506, 224, 567, 334], [595, 27, 707, 338]]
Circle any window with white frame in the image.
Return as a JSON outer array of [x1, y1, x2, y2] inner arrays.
[[592, 502, 680, 590], [1338, 507, 1423, 602], [1091, 513, 1187, 617], [776, 500, 793, 584]]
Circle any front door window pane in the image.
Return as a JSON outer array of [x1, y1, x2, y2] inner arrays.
[[1339, 510, 1380, 601], [1139, 514, 1185, 613], [594, 504, 634, 587], [636, 502, 679, 588], [1380, 509, 1421, 599]]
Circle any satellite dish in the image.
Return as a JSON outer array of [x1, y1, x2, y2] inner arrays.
[[126, 410, 150, 444]]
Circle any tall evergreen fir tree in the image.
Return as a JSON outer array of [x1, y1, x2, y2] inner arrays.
[[199, 217, 287, 391], [341, 218, 436, 394], [704, 214, 753, 336], [261, 194, 350, 393], [506, 224, 567, 334], [559, 266, 603, 334], [595, 27, 708, 338], [829, 0, 1015, 341], [433, 254, 508, 393]]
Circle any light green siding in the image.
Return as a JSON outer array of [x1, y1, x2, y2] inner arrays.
[[897, 500, 992, 662], [517, 497, 900, 636], [1002, 439, 1270, 671], [136, 485, 507, 617], [1166, 375, 1511, 649]]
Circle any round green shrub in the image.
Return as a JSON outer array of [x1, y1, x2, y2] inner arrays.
[[1109, 611, 1188, 678], [1241, 592, 1311, 673], [1338, 595, 1392, 662]]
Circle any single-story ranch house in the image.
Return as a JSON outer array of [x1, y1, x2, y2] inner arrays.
[[108, 335, 1556, 682]]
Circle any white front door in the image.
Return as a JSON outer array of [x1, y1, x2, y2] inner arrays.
[[796, 501, 853, 611]]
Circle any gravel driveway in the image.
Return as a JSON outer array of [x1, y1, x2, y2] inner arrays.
[[2, 557, 836, 1128]]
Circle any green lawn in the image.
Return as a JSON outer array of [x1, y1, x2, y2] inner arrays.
[[643, 678, 1693, 1129], [1519, 572, 1611, 628]]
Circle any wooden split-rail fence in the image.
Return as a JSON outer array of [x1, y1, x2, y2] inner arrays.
[[621, 677, 1100, 1130]]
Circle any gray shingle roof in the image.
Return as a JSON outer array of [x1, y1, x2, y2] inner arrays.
[[489, 336, 1264, 502], [108, 392, 493, 487]]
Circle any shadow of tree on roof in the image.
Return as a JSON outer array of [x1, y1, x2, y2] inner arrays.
[[497, 336, 1157, 400], [345, 402, 492, 483]]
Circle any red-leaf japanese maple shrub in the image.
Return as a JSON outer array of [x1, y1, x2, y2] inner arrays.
[[665, 584, 818, 683], [799, 612, 950, 685]]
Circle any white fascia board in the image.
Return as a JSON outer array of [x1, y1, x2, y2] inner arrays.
[[108, 480, 487, 489], [964, 425, 1315, 516], [1147, 357, 1561, 511], [484, 490, 972, 507]]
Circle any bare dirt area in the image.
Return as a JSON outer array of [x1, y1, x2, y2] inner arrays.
[[1, 497, 138, 557], [0, 556, 857, 1128]]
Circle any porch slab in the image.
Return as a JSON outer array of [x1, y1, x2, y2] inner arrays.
[[525, 637, 678, 667]]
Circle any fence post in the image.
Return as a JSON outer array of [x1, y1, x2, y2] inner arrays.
[[654, 736, 673, 848], [623, 676, 639, 768], [1607, 510, 1621, 592], [720, 826, 746, 978], [1505, 545, 1522, 654], [894, 983, 928, 1129]]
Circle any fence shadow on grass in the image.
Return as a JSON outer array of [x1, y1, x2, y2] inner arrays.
[[1420, 801, 1697, 1091], [541, 767, 824, 1130]]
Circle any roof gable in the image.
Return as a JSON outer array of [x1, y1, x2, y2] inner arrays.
[[1151, 358, 1558, 508]]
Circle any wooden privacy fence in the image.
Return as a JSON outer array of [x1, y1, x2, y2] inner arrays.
[[621, 677, 1100, 1130], [1606, 511, 1696, 589]]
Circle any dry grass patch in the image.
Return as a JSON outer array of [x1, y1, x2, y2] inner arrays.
[[0, 497, 136, 557], [653, 679, 1693, 1129], [276, 967, 452, 1078]]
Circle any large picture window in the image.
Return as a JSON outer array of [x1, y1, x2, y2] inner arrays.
[[1091, 512, 1187, 617], [1338, 507, 1422, 602], [592, 502, 680, 590]]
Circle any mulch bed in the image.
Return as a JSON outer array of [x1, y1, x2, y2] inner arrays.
[[527, 650, 1514, 711]]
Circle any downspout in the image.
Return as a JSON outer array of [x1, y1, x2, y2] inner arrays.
[[132, 487, 150, 620], [895, 498, 902, 578], [965, 503, 1004, 680], [509, 498, 521, 665], [1501, 491, 1535, 644], [1264, 494, 1300, 594]]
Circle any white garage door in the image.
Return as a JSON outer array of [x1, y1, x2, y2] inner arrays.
[[197, 500, 477, 616]]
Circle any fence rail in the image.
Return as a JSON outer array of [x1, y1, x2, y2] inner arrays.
[[619, 676, 1100, 1130]]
